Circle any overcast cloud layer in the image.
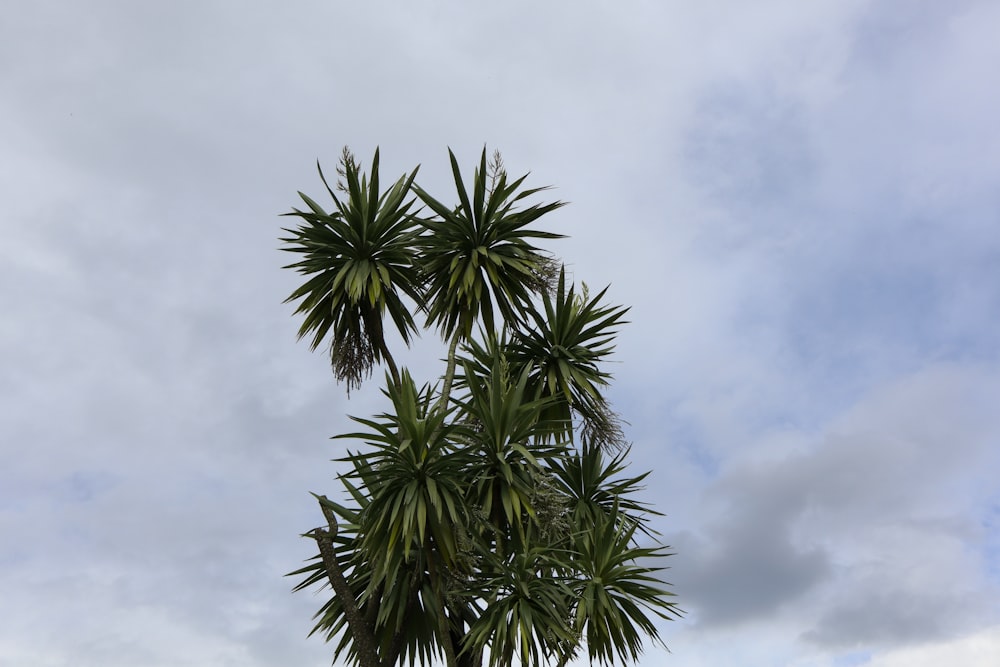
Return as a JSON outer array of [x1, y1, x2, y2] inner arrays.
[[3, 1, 999, 666]]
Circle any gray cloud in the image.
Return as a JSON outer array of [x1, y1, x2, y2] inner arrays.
[[675, 521, 830, 626], [804, 579, 993, 649], [664, 364, 1000, 649]]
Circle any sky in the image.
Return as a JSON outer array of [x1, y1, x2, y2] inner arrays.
[[2, 1, 999, 665]]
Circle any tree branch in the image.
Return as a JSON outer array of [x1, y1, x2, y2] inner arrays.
[[309, 496, 381, 667]]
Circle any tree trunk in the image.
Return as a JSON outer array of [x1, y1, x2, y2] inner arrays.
[[310, 496, 381, 667], [363, 307, 401, 388], [380, 338, 402, 388], [434, 329, 463, 414]]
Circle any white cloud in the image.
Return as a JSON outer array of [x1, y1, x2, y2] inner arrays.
[[862, 625, 1000, 667]]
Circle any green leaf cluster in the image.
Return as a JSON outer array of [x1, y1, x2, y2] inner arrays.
[[281, 148, 423, 390]]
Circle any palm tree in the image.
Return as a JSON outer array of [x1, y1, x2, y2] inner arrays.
[[453, 357, 564, 554], [341, 371, 473, 667], [565, 502, 680, 666], [292, 371, 475, 667], [545, 431, 684, 665], [284, 148, 681, 667], [412, 148, 565, 410], [511, 267, 631, 450], [455, 268, 630, 450], [292, 366, 681, 667], [281, 148, 423, 390]]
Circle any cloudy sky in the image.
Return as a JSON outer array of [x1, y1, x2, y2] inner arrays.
[[3, 1, 999, 665]]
